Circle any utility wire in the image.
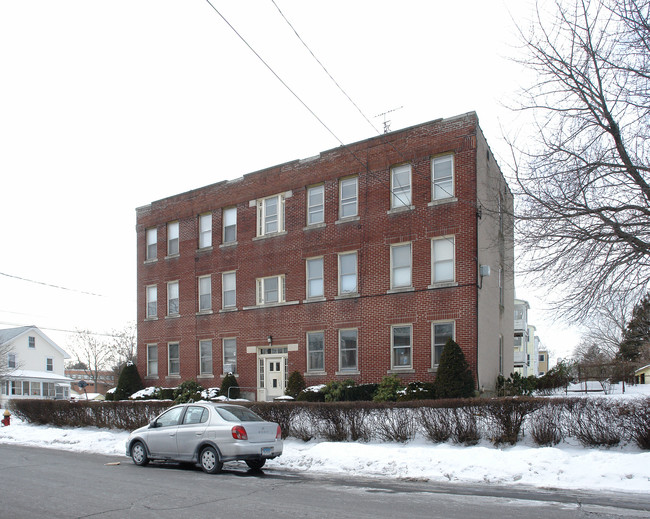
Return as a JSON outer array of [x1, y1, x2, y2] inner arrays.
[[0, 271, 106, 297]]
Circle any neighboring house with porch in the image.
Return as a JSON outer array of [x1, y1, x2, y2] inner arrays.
[[0, 325, 72, 406], [635, 364, 650, 385]]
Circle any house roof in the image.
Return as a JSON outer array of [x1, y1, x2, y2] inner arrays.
[[0, 325, 70, 359], [6, 369, 73, 383], [635, 364, 650, 374]]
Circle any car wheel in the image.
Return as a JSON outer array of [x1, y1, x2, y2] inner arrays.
[[245, 459, 266, 470], [200, 446, 223, 474], [131, 441, 149, 467]]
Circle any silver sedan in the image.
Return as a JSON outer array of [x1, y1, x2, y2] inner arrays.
[[125, 403, 283, 473]]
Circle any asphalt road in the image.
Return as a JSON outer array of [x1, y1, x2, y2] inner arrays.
[[0, 445, 647, 519]]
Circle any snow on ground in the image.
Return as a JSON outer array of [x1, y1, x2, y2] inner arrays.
[[1, 383, 649, 493]]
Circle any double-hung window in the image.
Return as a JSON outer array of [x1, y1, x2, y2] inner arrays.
[[146, 285, 157, 318], [433, 322, 454, 366], [339, 329, 358, 371], [306, 257, 324, 299], [146, 228, 157, 260], [28, 336, 35, 348], [199, 340, 212, 375], [432, 154, 454, 201], [391, 164, 412, 208], [307, 184, 324, 225], [7, 353, 16, 369], [256, 275, 285, 305], [257, 194, 284, 236], [46, 357, 53, 372], [167, 281, 179, 316], [147, 344, 158, 377], [392, 325, 412, 369], [391, 243, 412, 289], [432, 236, 455, 283], [223, 207, 237, 243], [222, 271, 236, 309], [307, 331, 324, 372], [198, 213, 212, 249], [223, 338, 237, 374], [338, 252, 358, 295], [198, 276, 211, 312], [167, 221, 179, 256], [339, 177, 358, 218], [168, 343, 180, 376]]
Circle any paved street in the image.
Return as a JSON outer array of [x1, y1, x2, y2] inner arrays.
[[0, 445, 647, 519]]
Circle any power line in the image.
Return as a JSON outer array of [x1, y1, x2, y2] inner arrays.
[[0, 271, 107, 297], [0, 321, 126, 339]]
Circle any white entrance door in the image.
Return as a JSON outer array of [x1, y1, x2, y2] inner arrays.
[[265, 357, 285, 400]]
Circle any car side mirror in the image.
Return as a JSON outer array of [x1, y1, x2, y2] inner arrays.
[[149, 421, 158, 429]]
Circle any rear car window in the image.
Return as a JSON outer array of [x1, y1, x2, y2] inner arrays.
[[215, 406, 263, 422]]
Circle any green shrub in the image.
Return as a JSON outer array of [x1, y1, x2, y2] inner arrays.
[[173, 380, 204, 403], [373, 375, 404, 402], [296, 388, 326, 402], [322, 379, 356, 402], [400, 381, 436, 401], [496, 373, 538, 396], [341, 383, 378, 401], [113, 361, 144, 401], [285, 371, 306, 398], [434, 339, 475, 399], [220, 373, 240, 399]]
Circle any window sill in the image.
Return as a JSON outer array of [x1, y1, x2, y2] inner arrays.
[[165, 253, 180, 260], [220, 241, 238, 249], [303, 297, 326, 304], [219, 307, 238, 313], [144, 258, 158, 265], [220, 373, 239, 378], [387, 287, 414, 294], [335, 293, 359, 300], [428, 281, 458, 290], [243, 300, 300, 310], [305, 371, 327, 377], [428, 367, 439, 373], [335, 216, 360, 225], [303, 222, 326, 231], [144, 317, 158, 322], [335, 370, 360, 376], [166, 375, 181, 380], [197, 374, 215, 380], [196, 246, 213, 254], [196, 310, 213, 316], [387, 205, 415, 215], [428, 197, 457, 207], [252, 231, 287, 241], [145, 375, 159, 380], [388, 368, 415, 374], [165, 314, 181, 320]]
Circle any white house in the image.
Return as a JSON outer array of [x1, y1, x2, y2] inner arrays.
[[0, 325, 72, 407]]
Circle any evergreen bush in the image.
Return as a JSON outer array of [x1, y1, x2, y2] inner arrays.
[[173, 380, 204, 403], [285, 371, 306, 398], [113, 361, 144, 401], [373, 375, 404, 402], [220, 373, 240, 399], [434, 338, 475, 399]]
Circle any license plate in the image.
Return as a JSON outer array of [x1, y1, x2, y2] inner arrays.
[[261, 447, 272, 456]]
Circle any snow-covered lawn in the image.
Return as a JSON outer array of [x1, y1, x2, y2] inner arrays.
[[1, 383, 649, 493]]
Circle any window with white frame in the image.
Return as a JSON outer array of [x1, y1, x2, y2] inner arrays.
[[43, 382, 55, 397], [7, 353, 16, 369], [432, 236, 455, 283], [46, 357, 53, 372], [198, 213, 212, 249], [391, 243, 412, 289], [339, 176, 358, 218], [168, 342, 180, 376], [146, 227, 157, 260], [223, 338, 237, 374], [222, 271, 236, 309], [257, 194, 284, 236], [167, 281, 179, 316], [391, 164, 412, 208], [199, 339, 212, 375], [30, 381, 41, 396], [539, 353, 545, 362], [256, 275, 285, 305], [338, 251, 358, 295], [28, 336, 35, 348], [339, 329, 358, 371], [307, 184, 324, 225], [432, 154, 454, 200], [392, 325, 412, 369], [146, 285, 157, 318], [167, 221, 179, 256], [198, 275, 211, 312], [223, 206, 237, 243], [307, 331, 324, 372], [433, 321, 454, 366], [147, 344, 158, 377], [306, 257, 324, 299]]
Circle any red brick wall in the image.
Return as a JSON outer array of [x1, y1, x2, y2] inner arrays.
[[136, 113, 485, 394]]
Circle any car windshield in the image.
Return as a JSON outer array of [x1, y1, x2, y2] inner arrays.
[[215, 406, 263, 422]]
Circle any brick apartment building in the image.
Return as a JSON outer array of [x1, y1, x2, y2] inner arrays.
[[136, 112, 514, 401]]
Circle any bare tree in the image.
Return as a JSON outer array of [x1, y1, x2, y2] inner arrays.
[[69, 329, 115, 393], [109, 322, 137, 367], [509, 0, 650, 321], [0, 340, 18, 380]]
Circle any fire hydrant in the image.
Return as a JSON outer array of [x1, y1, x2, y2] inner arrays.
[[1, 409, 10, 427]]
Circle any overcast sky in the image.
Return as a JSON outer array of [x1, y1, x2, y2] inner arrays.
[[0, 0, 581, 361]]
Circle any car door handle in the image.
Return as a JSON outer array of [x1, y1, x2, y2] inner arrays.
[[169, 433, 176, 437], [195, 432, 203, 436]]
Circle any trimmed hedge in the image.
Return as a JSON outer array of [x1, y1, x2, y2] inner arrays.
[[9, 396, 650, 450]]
